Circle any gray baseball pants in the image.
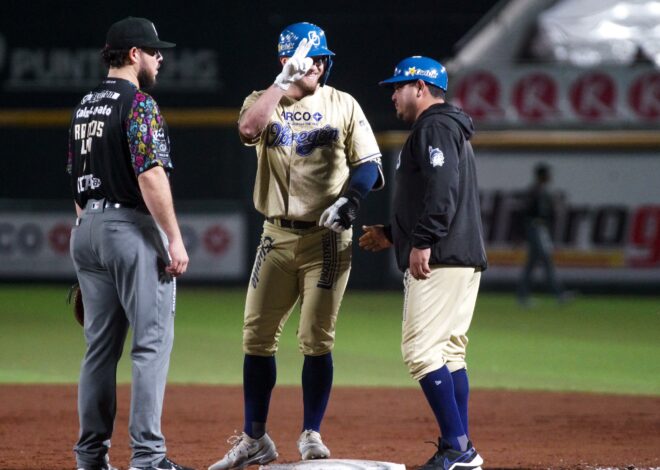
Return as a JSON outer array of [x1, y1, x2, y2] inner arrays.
[[70, 200, 175, 469]]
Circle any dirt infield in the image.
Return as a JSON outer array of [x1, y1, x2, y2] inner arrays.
[[0, 385, 658, 470]]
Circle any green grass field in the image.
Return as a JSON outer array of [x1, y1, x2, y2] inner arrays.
[[1, 285, 658, 395]]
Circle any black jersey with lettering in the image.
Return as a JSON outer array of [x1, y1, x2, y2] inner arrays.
[[67, 78, 173, 208]]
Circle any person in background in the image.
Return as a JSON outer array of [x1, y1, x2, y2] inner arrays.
[[517, 163, 572, 307]]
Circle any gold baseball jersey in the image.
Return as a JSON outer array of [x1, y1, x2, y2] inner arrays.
[[240, 85, 383, 221]]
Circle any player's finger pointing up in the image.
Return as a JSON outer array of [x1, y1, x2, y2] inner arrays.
[[292, 37, 312, 60]]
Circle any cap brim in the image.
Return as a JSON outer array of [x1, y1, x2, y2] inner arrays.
[[305, 48, 335, 57], [379, 76, 414, 86], [142, 40, 176, 48]]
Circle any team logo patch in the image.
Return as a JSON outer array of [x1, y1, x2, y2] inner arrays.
[[404, 66, 439, 79], [278, 31, 298, 53], [307, 31, 321, 46], [428, 146, 444, 167]]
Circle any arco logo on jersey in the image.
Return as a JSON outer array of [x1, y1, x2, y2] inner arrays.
[[280, 111, 323, 122], [266, 122, 339, 156]]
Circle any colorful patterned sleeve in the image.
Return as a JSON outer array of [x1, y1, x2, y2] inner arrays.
[[126, 91, 173, 175]]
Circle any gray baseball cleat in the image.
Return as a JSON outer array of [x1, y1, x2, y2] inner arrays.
[[297, 430, 330, 460], [208, 432, 278, 470]]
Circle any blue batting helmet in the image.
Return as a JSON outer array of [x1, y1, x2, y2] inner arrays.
[[379, 56, 448, 91], [277, 22, 335, 85]]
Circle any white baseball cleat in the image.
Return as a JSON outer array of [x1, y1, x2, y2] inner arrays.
[[208, 432, 278, 470], [297, 430, 331, 460]]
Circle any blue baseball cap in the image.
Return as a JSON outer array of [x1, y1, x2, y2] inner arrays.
[[379, 56, 447, 91]]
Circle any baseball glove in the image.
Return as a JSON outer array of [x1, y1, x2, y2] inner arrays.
[[67, 282, 84, 327]]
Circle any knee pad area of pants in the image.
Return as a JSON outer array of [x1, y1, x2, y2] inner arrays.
[[243, 332, 279, 356], [243, 343, 278, 356], [298, 342, 333, 356], [403, 353, 447, 382]]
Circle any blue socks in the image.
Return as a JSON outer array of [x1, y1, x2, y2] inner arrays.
[[451, 368, 470, 437], [243, 353, 334, 437], [419, 366, 468, 452], [243, 354, 276, 438], [302, 352, 333, 432]]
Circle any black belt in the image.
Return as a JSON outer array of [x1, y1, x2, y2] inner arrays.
[[104, 201, 127, 209], [267, 217, 316, 229], [85, 199, 147, 213]]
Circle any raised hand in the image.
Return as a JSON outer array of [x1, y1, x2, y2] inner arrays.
[[274, 38, 314, 90]]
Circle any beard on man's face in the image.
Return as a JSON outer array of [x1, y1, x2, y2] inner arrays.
[[297, 73, 321, 94], [137, 67, 156, 90]]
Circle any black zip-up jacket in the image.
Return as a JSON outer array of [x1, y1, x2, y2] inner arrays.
[[386, 102, 488, 272]]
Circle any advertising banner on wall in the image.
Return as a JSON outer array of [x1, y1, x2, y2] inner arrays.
[[381, 145, 660, 287], [452, 66, 660, 127], [0, 211, 247, 281], [475, 151, 660, 285]]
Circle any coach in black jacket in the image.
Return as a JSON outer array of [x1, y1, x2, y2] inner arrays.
[[360, 56, 487, 470], [388, 99, 487, 274]]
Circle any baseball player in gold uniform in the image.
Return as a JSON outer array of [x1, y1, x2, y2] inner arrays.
[[208, 22, 383, 470]]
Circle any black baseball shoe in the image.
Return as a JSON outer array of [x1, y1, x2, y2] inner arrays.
[[418, 438, 483, 470], [129, 456, 195, 470], [77, 453, 118, 470]]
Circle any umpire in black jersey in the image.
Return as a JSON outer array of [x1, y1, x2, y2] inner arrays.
[[67, 17, 193, 470]]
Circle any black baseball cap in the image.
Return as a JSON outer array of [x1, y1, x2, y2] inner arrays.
[[106, 17, 176, 49]]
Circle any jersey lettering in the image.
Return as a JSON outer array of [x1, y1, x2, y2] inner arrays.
[[74, 120, 105, 140], [76, 174, 101, 193], [266, 122, 339, 156], [280, 111, 323, 122], [251, 236, 274, 288], [74, 120, 105, 154], [81, 90, 120, 104], [81, 137, 92, 155], [75, 104, 113, 119]]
